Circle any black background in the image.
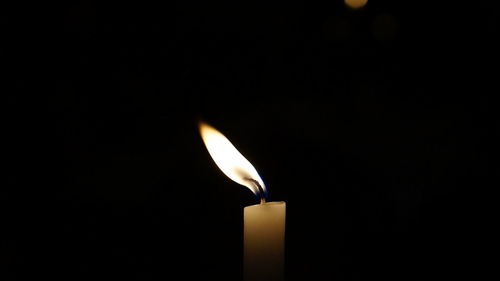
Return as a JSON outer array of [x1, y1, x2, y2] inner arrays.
[[2, 0, 494, 280]]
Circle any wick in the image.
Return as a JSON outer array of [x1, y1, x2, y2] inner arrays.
[[245, 178, 266, 204]]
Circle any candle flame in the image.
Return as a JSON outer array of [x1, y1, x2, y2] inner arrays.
[[199, 122, 266, 198]]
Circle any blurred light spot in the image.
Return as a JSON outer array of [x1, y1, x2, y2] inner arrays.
[[323, 17, 351, 40], [344, 0, 368, 9], [372, 14, 399, 43]]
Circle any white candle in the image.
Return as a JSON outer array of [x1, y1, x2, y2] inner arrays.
[[244, 201, 286, 281], [199, 122, 286, 281]]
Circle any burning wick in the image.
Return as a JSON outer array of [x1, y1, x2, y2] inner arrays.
[[245, 177, 267, 204]]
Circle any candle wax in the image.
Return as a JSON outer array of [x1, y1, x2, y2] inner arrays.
[[244, 201, 286, 281]]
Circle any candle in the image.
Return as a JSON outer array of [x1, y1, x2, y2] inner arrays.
[[244, 201, 285, 281], [199, 122, 286, 281]]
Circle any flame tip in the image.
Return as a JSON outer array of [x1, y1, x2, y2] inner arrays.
[[199, 122, 266, 198], [198, 121, 208, 128]]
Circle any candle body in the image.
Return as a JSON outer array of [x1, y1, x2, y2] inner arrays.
[[244, 201, 286, 281]]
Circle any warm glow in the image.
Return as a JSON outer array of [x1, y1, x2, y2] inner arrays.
[[199, 122, 266, 197], [345, 0, 368, 9]]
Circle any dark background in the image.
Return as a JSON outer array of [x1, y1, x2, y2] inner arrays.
[[2, 0, 494, 280]]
